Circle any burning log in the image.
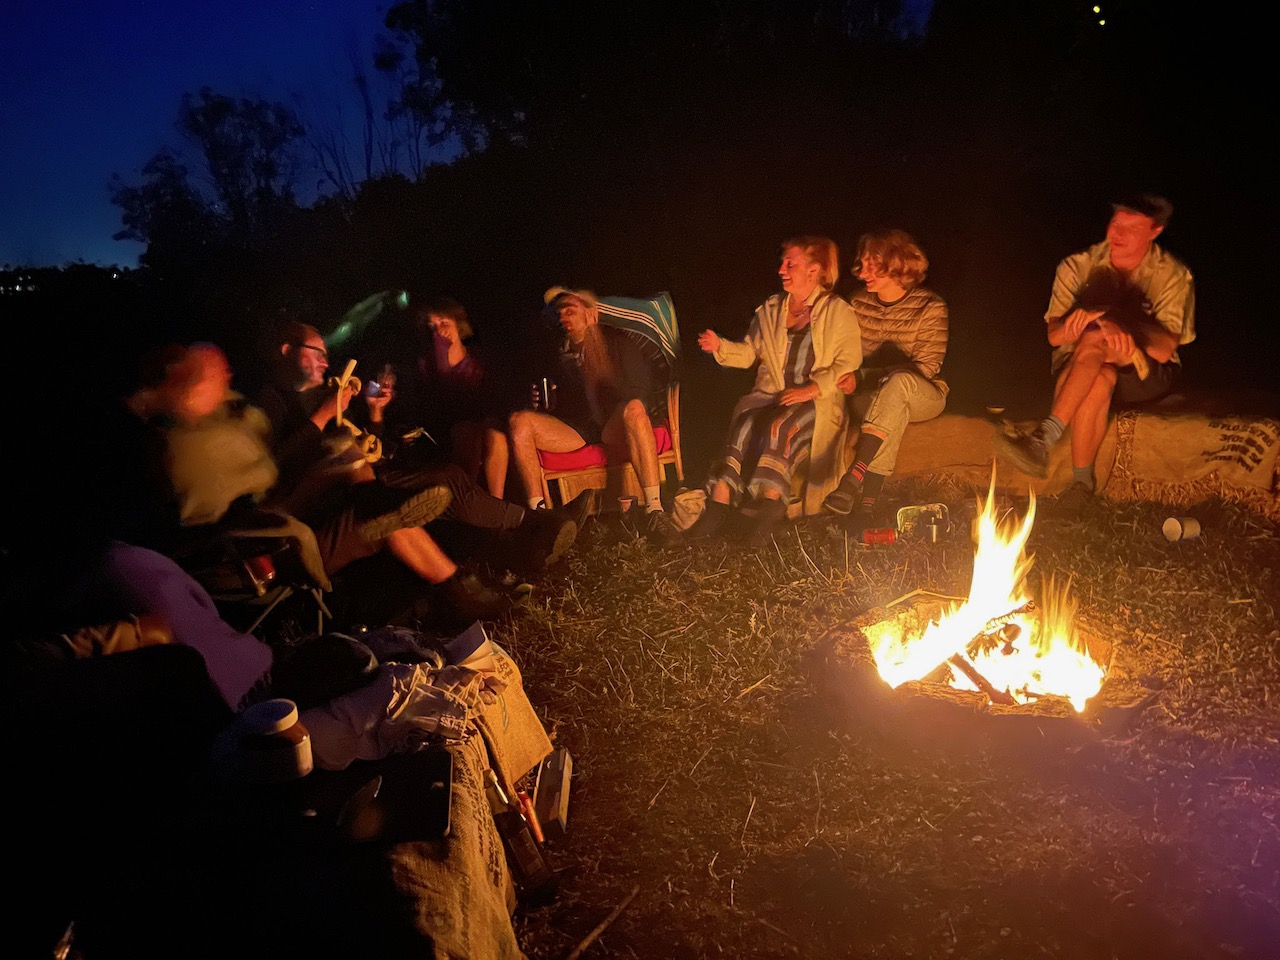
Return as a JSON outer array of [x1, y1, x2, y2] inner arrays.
[[946, 654, 1017, 706]]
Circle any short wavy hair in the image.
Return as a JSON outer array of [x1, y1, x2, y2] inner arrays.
[[780, 235, 840, 291], [855, 229, 929, 289], [415, 296, 474, 340]]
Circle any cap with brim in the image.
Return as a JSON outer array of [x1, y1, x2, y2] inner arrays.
[[543, 286, 598, 310]]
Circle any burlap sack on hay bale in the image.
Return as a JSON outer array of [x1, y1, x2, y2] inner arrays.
[[890, 413, 1117, 497], [385, 732, 527, 960], [889, 404, 1280, 521]]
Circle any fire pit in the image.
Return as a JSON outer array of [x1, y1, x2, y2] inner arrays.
[[812, 473, 1158, 749]]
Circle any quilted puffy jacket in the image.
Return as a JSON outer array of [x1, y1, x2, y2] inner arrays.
[[851, 286, 948, 385]]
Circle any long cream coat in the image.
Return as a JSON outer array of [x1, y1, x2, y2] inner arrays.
[[713, 289, 862, 514]]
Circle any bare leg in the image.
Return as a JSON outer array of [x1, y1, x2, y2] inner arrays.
[[508, 409, 588, 503], [1070, 365, 1117, 469], [710, 480, 731, 505], [483, 426, 509, 498], [601, 400, 661, 489], [385, 526, 457, 584], [1050, 327, 1132, 427]]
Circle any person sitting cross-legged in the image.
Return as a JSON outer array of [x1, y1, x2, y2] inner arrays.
[[507, 287, 680, 543], [994, 193, 1195, 517], [823, 229, 949, 530]]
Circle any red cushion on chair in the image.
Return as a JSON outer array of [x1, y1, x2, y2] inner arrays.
[[538, 425, 672, 471]]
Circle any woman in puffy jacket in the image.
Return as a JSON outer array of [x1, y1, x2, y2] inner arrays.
[[822, 229, 949, 528]]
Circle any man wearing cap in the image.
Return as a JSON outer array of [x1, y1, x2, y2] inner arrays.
[[508, 287, 680, 541], [994, 193, 1196, 515]]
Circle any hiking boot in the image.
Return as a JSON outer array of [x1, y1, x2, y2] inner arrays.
[[437, 571, 512, 627], [1050, 481, 1094, 520], [520, 509, 579, 571], [993, 429, 1050, 479], [741, 497, 789, 546], [357, 483, 453, 541], [641, 507, 682, 544], [563, 488, 598, 529], [822, 474, 862, 516], [685, 499, 731, 540]]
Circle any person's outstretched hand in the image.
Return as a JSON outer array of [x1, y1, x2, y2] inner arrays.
[[698, 329, 721, 353], [837, 372, 857, 395]]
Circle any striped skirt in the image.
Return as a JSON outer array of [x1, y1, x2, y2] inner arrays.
[[706, 393, 816, 504]]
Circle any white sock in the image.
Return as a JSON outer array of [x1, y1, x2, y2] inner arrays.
[[643, 486, 662, 512], [528, 496, 545, 510]]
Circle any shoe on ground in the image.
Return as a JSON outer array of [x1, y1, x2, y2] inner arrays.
[[641, 507, 682, 543], [842, 501, 882, 535], [437, 570, 512, 627], [741, 497, 789, 546], [521, 509, 579, 571], [685, 499, 731, 540], [563, 488, 598, 529], [357, 483, 453, 541], [993, 429, 1050, 480], [1050, 481, 1094, 520], [822, 474, 862, 516]]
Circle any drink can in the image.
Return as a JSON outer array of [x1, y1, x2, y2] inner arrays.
[[861, 527, 898, 545]]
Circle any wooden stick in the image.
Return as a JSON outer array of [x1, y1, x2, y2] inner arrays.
[[948, 653, 1016, 705], [563, 884, 641, 960]]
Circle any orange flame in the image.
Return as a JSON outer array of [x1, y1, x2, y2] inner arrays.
[[868, 467, 1105, 711]]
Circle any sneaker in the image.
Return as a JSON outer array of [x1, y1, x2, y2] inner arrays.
[[437, 571, 512, 627], [641, 508, 682, 544], [357, 483, 453, 541], [1050, 481, 1094, 520], [822, 474, 862, 516], [993, 430, 1050, 479], [685, 499, 731, 540], [740, 497, 789, 546]]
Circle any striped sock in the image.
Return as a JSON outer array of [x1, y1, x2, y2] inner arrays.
[[850, 433, 885, 482]]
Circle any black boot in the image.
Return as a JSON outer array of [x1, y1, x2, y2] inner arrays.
[[740, 497, 789, 546], [517, 509, 579, 572], [685, 498, 731, 540], [436, 571, 512, 628]]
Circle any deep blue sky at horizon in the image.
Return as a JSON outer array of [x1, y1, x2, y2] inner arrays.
[[4, 1, 937, 272], [1, 0, 396, 269]]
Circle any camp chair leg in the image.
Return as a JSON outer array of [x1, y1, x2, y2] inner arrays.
[[244, 585, 295, 637]]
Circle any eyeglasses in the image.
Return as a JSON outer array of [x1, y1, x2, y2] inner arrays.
[[297, 343, 329, 362]]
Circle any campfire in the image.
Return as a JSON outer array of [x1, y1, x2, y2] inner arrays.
[[863, 470, 1107, 713]]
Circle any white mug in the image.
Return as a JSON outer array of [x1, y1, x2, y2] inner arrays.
[[1162, 517, 1201, 542]]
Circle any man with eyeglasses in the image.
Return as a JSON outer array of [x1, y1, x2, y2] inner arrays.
[[257, 321, 578, 625]]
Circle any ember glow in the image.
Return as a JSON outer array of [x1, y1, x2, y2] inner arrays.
[[865, 470, 1107, 711]]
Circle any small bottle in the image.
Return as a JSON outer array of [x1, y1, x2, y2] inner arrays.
[[861, 527, 898, 545], [238, 698, 313, 784], [484, 769, 557, 903]]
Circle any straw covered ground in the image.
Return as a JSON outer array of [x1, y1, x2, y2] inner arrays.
[[491, 479, 1280, 960]]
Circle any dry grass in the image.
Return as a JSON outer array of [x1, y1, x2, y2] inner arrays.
[[490, 480, 1280, 960]]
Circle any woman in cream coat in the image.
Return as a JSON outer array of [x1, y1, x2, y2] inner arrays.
[[690, 235, 861, 543]]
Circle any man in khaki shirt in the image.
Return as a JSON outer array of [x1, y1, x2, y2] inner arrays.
[[995, 193, 1196, 514]]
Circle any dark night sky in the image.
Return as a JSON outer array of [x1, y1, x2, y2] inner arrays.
[[1, 0, 394, 268]]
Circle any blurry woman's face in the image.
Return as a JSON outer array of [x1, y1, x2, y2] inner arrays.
[[778, 246, 821, 298], [428, 313, 460, 343]]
